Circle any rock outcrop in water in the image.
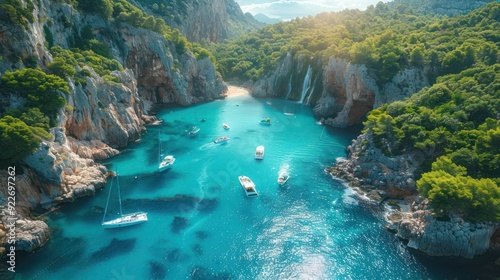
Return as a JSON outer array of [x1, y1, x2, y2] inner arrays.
[[250, 55, 428, 127], [0, 0, 225, 254], [332, 133, 420, 198]]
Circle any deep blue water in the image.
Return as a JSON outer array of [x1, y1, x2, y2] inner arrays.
[[13, 95, 465, 279]]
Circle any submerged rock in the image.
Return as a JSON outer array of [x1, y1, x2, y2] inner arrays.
[[89, 238, 136, 263], [171, 216, 189, 234], [149, 261, 167, 280]]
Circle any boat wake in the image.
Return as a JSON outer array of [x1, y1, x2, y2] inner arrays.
[[198, 143, 215, 151]]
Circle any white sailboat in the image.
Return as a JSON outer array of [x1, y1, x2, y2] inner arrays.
[[158, 130, 175, 172], [102, 173, 148, 229]]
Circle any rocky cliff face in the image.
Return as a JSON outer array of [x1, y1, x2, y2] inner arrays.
[[119, 26, 226, 105], [0, 0, 226, 254], [134, 0, 263, 43], [332, 133, 419, 198], [251, 55, 428, 127], [389, 198, 499, 259]]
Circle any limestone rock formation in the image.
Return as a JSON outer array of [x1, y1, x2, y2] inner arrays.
[[121, 26, 227, 105], [394, 199, 499, 259], [11, 217, 50, 252], [65, 68, 143, 148], [315, 58, 378, 127], [251, 56, 428, 127], [332, 133, 419, 197], [135, 0, 263, 43]]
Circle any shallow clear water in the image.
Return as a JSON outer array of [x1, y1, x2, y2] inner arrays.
[[15, 95, 454, 279]]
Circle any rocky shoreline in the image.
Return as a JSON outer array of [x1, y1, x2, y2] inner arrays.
[[330, 133, 500, 264]]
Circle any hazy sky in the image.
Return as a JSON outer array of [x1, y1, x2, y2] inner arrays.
[[235, 0, 391, 20]]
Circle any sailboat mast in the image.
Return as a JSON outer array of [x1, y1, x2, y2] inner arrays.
[[102, 176, 113, 224], [158, 130, 161, 165], [117, 171, 123, 217]]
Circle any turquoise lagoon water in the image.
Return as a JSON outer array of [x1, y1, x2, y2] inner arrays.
[[15, 95, 460, 279]]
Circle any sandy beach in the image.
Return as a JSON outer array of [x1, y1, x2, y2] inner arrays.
[[225, 85, 250, 97]]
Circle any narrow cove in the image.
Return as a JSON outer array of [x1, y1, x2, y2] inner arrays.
[[15, 93, 465, 279]]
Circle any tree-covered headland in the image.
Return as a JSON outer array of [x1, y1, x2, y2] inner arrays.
[[210, 2, 500, 222]]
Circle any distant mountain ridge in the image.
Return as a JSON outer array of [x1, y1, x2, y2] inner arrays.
[[253, 13, 281, 24], [387, 0, 496, 16]]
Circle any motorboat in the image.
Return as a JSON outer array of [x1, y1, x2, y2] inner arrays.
[[213, 136, 230, 144], [159, 155, 175, 171], [223, 123, 230, 130], [158, 131, 175, 172], [277, 172, 290, 185], [238, 176, 258, 197], [255, 145, 264, 160], [259, 118, 271, 126], [102, 173, 148, 229]]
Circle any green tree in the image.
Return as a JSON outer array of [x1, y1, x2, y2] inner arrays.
[[410, 46, 425, 67], [48, 57, 77, 78], [1, 68, 69, 124], [0, 116, 40, 166], [78, 0, 113, 19]]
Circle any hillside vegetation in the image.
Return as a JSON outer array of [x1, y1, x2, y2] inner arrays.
[[208, 1, 500, 221], [210, 2, 499, 86], [0, 0, 214, 167], [364, 64, 500, 221]]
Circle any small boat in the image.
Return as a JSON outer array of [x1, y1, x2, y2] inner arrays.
[[238, 176, 258, 197], [255, 145, 264, 160], [266, 101, 272, 105], [159, 155, 175, 171], [259, 118, 271, 126], [278, 172, 290, 185], [284, 112, 294, 116], [188, 126, 200, 136], [158, 131, 175, 172], [223, 123, 230, 130], [102, 173, 148, 229], [213, 136, 229, 144]]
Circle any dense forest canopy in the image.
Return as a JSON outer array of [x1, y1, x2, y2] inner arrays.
[[210, 1, 500, 85]]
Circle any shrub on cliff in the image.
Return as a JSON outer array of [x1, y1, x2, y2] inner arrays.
[[78, 0, 113, 19], [0, 116, 40, 167], [1, 68, 69, 126]]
